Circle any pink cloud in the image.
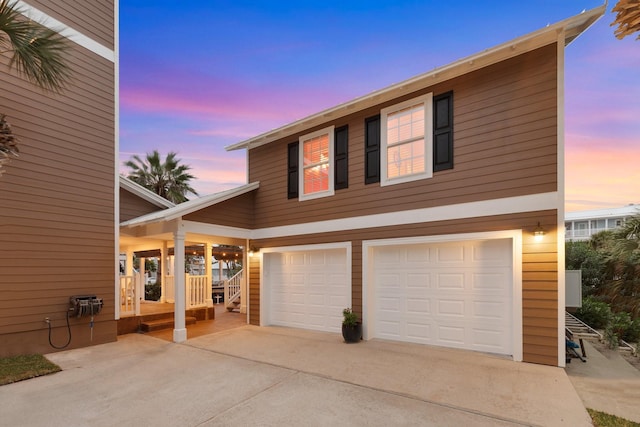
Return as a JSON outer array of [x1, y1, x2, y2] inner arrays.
[[565, 142, 640, 212]]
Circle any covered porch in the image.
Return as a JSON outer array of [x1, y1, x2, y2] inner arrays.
[[115, 184, 257, 342]]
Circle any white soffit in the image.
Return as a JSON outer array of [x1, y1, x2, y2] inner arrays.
[[225, 6, 604, 152]]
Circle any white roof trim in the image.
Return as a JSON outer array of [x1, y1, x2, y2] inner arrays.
[[566, 205, 640, 221], [120, 182, 260, 228], [225, 6, 604, 152], [119, 175, 175, 209]]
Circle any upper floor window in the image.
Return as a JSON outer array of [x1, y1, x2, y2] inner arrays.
[[381, 93, 433, 186], [299, 126, 335, 200]]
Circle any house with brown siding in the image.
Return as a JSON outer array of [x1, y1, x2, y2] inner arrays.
[[120, 7, 604, 367], [0, 1, 117, 356]]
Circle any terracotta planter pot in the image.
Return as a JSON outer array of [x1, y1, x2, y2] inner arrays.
[[342, 322, 362, 343]]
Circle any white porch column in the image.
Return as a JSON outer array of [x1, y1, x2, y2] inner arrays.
[[205, 243, 213, 307], [173, 227, 187, 342], [136, 256, 144, 315], [241, 241, 248, 314], [160, 241, 167, 303], [125, 251, 134, 276]]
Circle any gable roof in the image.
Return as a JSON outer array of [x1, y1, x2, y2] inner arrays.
[[225, 6, 604, 152], [119, 175, 175, 209], [120, 181, 259, 228]]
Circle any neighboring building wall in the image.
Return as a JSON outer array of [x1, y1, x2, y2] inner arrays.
[[0, 2, 116, 356], [245, 44, 560, 365], [565, 205, 638, 241]]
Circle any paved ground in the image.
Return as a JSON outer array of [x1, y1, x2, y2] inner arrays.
[[0, 326, 592, 427], [565, 339, 640, 423]]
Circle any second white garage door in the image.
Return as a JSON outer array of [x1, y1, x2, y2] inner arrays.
[[265, 248, 350, 334], [371, 238, 513, 355]]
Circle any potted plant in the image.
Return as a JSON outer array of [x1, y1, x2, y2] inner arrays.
[[342, 308, 362, 343]]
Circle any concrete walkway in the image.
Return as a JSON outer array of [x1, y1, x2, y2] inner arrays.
[[0, 326, 592, 426], [565, 339, 640, 423]]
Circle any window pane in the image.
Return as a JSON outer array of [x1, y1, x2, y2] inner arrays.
[[303, 134, 329, 166], [302, 132, 330, 195], [386, 103, 424, 148], [387, 139, 425, 179], [304, 164, 329, 194]]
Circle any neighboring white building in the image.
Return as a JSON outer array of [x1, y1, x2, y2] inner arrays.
[[565, 204, 639, 241]]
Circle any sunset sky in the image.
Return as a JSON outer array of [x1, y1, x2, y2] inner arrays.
[[119, 1, 639, 213]]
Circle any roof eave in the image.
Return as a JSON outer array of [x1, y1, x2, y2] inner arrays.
[[119, 175, 175, 209], [120, 182, 260, 229], [225, 5, 605, 152]]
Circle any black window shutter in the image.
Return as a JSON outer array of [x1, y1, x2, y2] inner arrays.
[[433, 91, 453, 172], [287, 141, 299, 199], [365, 115, 381, 184], [334, 125, 349, 190]]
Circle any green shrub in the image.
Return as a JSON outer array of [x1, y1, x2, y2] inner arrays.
[[622, 318, 640, 343], [342, 308, 358, 327], [575, 296, 612, 329], [145, 283, 161, 301]]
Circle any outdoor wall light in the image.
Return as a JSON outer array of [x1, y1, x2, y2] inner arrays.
[[534, 222, 545, 242], [249, 246, 259, 257]]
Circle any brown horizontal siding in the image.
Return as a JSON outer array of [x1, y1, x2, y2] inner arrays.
[[0, 5, 115, 355], [249, 256, 261, 326], [184, 191, 255, 229], [249, 210, 559, 365], [248, 44, 558, 230], [27, 0, 115, 50], [120, 189, 165, 222]]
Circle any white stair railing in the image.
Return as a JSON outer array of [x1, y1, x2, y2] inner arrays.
[[186, 274, 208, 309], [224, 269, 243, 310]]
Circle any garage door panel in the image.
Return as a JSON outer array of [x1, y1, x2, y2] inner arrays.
[[373, 239, 513, 355], [435, 273, 465, 290], [266, 248, 349, 334]]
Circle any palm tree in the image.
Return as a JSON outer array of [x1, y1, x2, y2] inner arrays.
[[1, 0, 71, 174], [597, 214, 640, 318], [612, 0, 640, 40], [125, 150, 198, 203]]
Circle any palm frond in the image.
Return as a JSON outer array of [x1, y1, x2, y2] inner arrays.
[[0, 0, 71, 92]]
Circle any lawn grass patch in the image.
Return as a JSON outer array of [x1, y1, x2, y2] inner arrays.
[[0, 354, 61, 385], [588, 408, 640, 427]]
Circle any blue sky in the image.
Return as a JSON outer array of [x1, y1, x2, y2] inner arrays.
[[119, 1, 639, 212]]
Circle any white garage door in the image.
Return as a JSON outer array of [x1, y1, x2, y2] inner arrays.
[[265, 248, 349, 333], [372, 239, 513, 355]]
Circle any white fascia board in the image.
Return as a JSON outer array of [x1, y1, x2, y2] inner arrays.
[[252, 192, 559, 240], [226, 6, 605, 152], [565, 205, 640, 221], [16, 1, 115, 61], [119, 176, 175, 209]]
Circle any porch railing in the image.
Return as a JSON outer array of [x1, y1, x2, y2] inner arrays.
[[186, 274, 208, 309], [165, 275, 175, 303], [120, 275, 139, 316], [163, 274, 207, 308]]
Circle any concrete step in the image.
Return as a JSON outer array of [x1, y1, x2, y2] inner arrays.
[[141, 316, 197, 332]]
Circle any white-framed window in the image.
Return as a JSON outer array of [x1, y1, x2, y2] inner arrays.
[[299, 125, 334, 201], [380, 93, 433, 186]]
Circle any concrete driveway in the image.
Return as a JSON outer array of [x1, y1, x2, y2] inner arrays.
[[0, 326, 592, 426]]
